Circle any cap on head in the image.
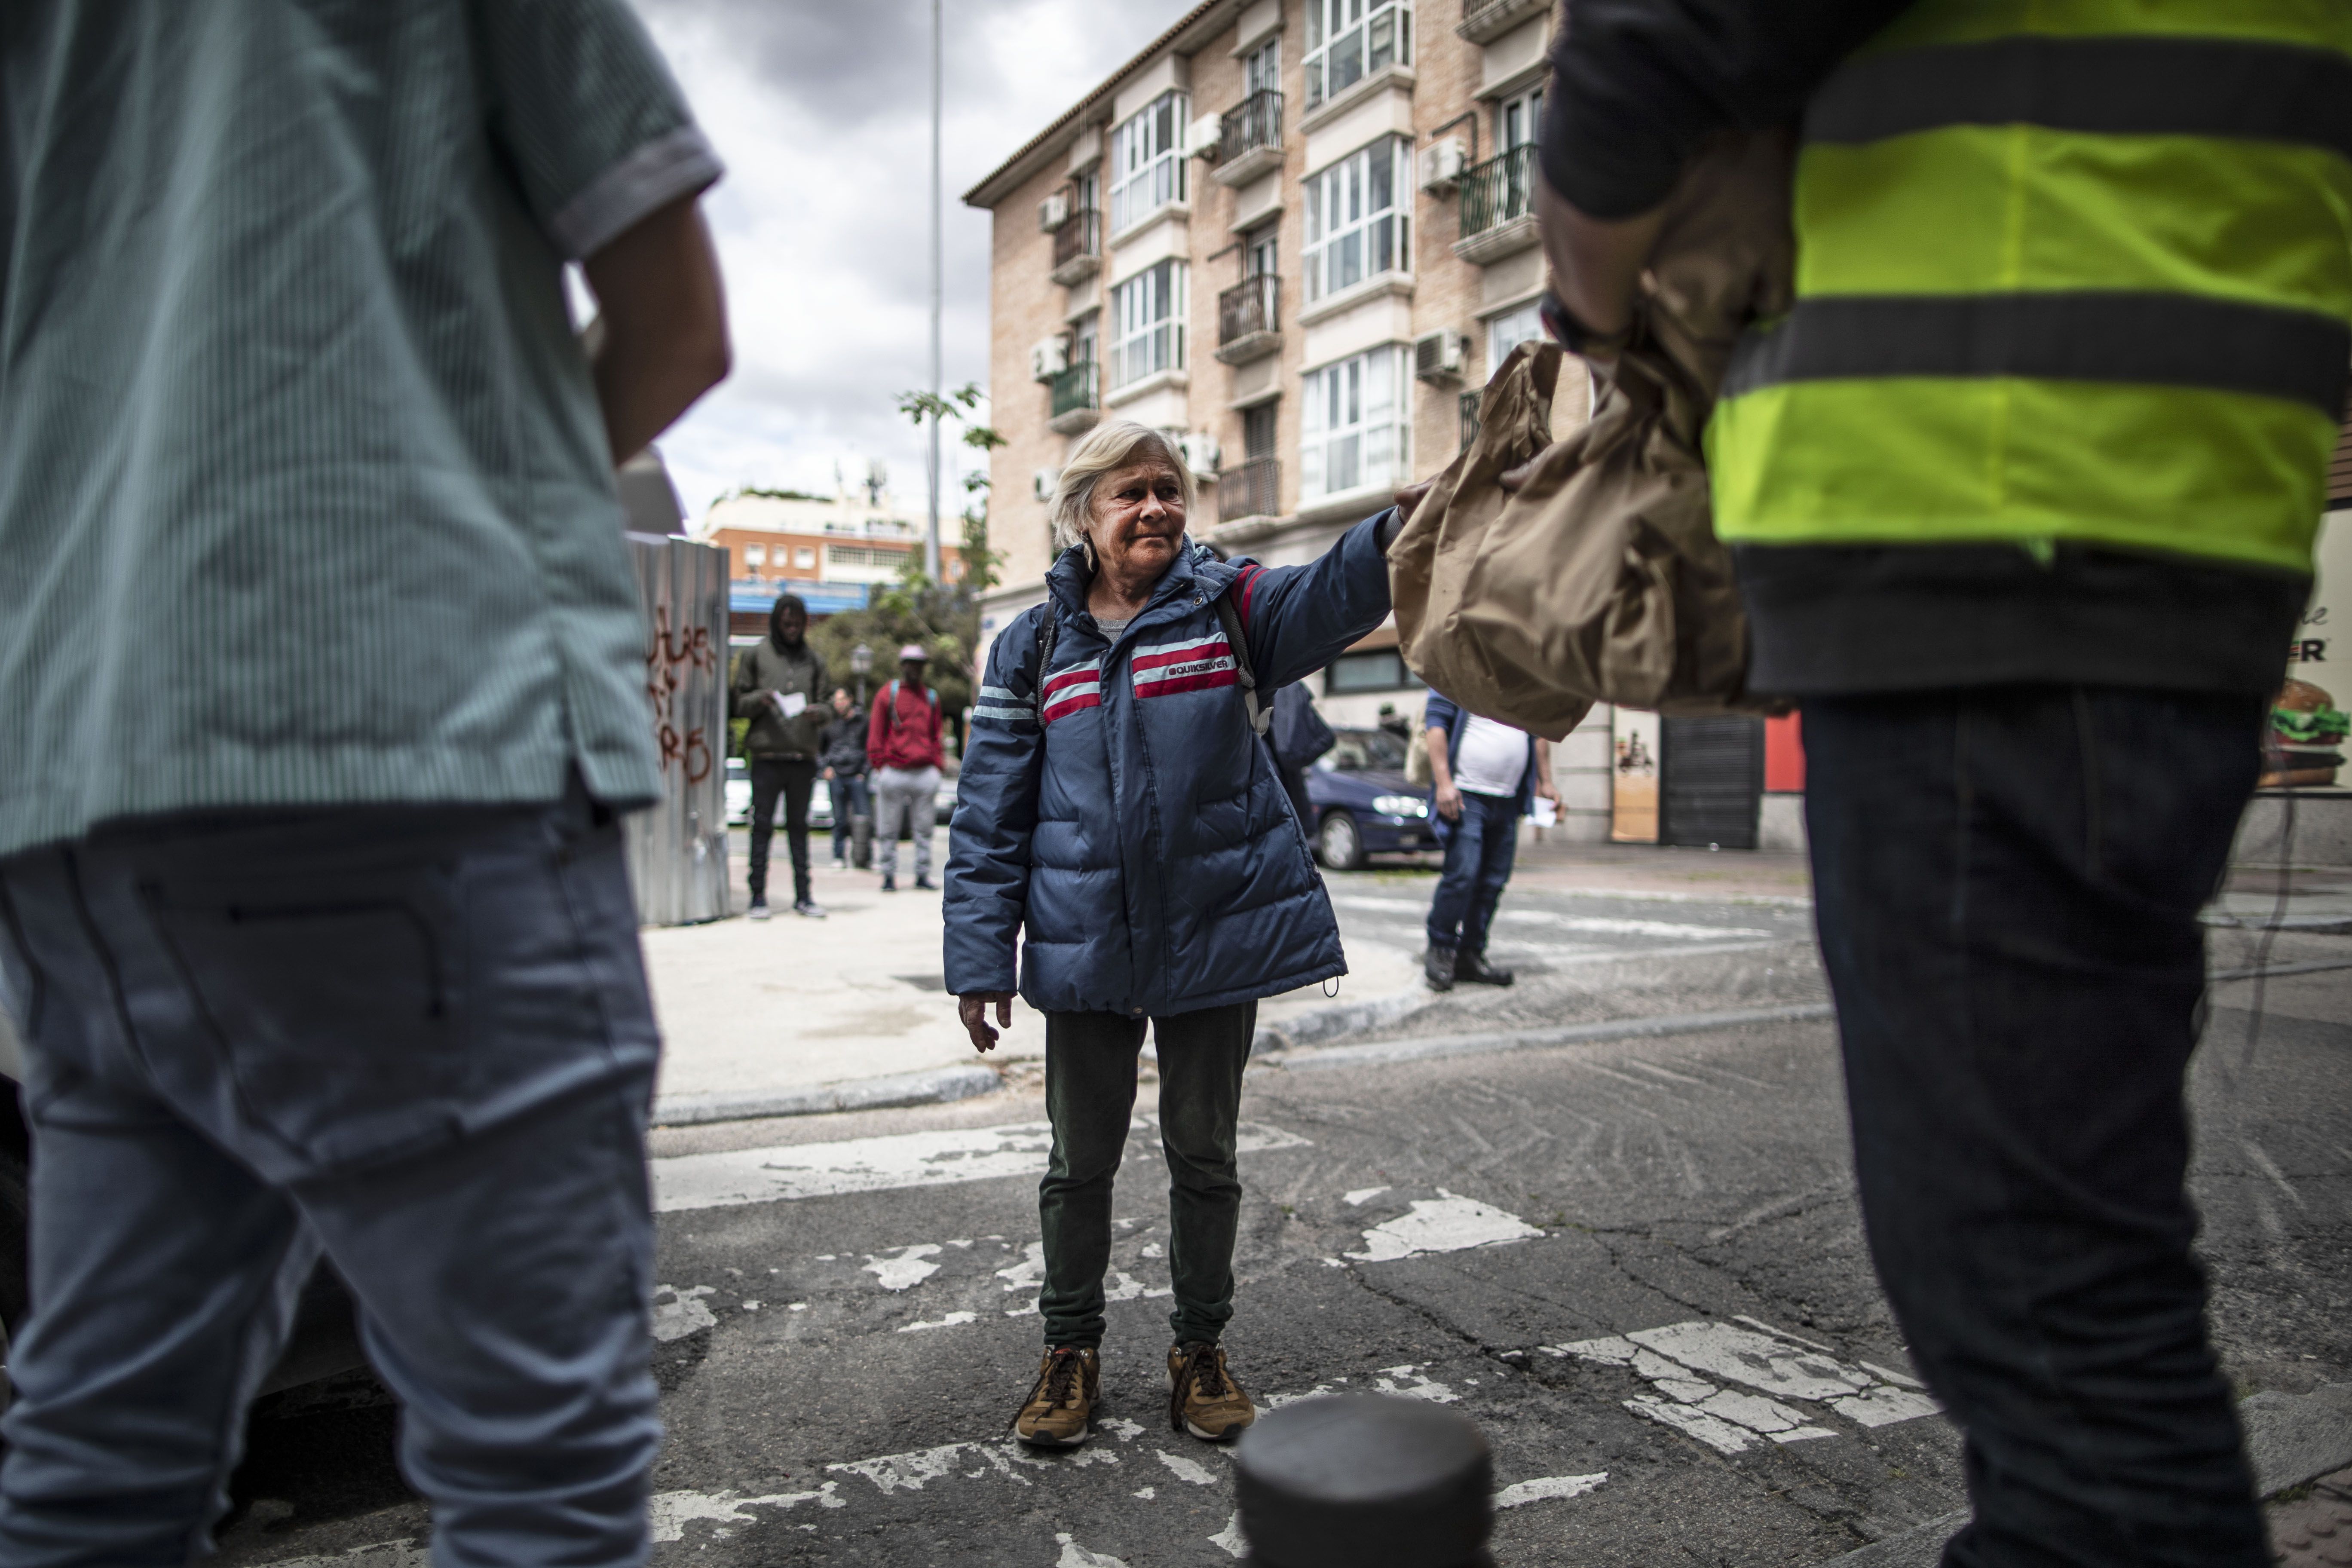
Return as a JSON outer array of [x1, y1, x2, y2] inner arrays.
[[898, 643, 928, 663]]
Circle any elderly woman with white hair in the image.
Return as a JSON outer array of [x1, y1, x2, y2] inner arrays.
[[944, 419, 1406, 1449]]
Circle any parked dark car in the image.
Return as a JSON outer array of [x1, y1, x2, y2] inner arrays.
[[1304, 728, 1439, 870]]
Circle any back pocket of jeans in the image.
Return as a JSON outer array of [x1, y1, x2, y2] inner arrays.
[[143, 878, 469, 1174]]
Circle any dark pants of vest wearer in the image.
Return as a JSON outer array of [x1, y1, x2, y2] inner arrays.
[[747, 756, 816, 905], [0, 778, 661, 1567], [1037, 1003, 1255, 1351], [1805, 687, 2270, 1568], [1425, 789, 1519, 954]]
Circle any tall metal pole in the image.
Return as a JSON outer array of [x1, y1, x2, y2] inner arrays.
[[925, 0, 943, 582]]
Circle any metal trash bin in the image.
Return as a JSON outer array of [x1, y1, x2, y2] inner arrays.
[[624, 533, 731, 925]]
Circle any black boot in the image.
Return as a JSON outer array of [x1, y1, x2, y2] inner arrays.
[[1455, 949, 1514, 986], [1424, 944, 1457, 991]]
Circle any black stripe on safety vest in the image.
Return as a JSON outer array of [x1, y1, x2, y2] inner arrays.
[[1806, 35, 2352, 161], [1721, 293, 2352, 416]]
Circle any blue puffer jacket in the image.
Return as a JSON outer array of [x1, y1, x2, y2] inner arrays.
[[945, 514, 1394, 1018]]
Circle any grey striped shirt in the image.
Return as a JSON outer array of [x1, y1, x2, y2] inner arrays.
[[0, 0, 724, 856]]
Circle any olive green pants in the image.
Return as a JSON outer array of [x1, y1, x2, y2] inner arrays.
[[1036, 1003, 1254, 1350]]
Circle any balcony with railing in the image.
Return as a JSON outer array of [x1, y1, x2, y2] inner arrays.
[[1219, 455, 1280, 525], [1452, 143, 1541, 265], [1215, 276, 1282, 366], [1212, 90, 1284, 187], [1049, 208, 1101, 286], [1457, 0, 1551, 44], [1048, 361, 1099, 435]]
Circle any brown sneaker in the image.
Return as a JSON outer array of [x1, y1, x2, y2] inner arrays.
[[1013, 1347, 1099, 1447], [1168, 1341, 1256, 1442]]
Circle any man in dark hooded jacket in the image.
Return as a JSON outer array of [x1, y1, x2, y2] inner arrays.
[[730, 594, 828, 918]]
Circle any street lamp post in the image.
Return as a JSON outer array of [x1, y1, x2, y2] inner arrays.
[[924, 0, 944, 584], [851, 642, 873, 714]]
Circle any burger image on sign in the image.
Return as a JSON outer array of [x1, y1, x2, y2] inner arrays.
[[2262, 679, 2350, 789]]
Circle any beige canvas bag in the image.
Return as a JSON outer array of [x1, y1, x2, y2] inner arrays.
[[1387, 132, 1795, 740]]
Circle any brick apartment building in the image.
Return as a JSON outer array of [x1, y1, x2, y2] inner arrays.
[[962, 0, 1630, 840], [963, 0, 2352, 858], [690, 482, 969, 640]]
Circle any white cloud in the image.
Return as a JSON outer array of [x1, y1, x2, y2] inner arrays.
[[627, 0, 1183, 524]]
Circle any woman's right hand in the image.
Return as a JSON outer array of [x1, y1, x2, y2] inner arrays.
[[959, 992, 1015, 1053]]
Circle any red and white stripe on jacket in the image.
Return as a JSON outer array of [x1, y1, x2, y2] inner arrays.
[[1040, 658, 1104, 723], [1130, 633, 1238, 699]]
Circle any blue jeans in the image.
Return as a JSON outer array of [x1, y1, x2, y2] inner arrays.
[[1425, 790, 1519, 953], [1805, 687, 2267, 1568], [0, 782, 662, 1567]]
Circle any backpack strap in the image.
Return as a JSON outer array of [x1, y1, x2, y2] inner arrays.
[[1035, 605, 1059, 695], [882, 677, 941, 738], [1213, 586, 1269, 738]]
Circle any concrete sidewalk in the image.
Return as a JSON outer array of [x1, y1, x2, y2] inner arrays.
[[640, 825, 1430, 1123]]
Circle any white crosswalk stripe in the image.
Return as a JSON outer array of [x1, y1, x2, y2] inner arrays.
[[1542, 1319, 1942, 1454], [652, 1116, 1311, 1213]]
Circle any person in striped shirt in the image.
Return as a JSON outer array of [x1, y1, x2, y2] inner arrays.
[[0, 3, 727, 1559]]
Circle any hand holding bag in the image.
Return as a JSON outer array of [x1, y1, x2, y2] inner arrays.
[[1387, 132, 1795, 740]]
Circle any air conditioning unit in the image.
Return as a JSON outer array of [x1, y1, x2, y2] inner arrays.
[[1419, 138, 1469, 193], [1178, 432, 1222, 477], [1188, 113, 1224, 161], [1030, 334, 1069, 384], [1414, 331, 1468, 385], [1037, 191, 1069, 232], [1032, 468, 1060, 503]]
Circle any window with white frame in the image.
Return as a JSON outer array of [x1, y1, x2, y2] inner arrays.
[[1497, 84, 1544, 151], [743, 544, 767, 566], [1244, 36, 1280, 96], [1303, 138, 1410, 303], [793, 547, 816, 569], [1487, 301, 1542, 369], [1301, 345, 1408, 501], [1110, 260, 1186, 389], [1109, 91, 1188, 235], [1304, 0, 1411, 110]]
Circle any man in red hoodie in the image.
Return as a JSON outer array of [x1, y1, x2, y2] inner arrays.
[[868, 643, 945, 892]]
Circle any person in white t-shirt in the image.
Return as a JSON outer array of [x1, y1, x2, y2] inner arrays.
[[1420, 692, 1556, 990]]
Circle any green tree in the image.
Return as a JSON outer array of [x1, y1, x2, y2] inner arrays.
[[896, 382, 1007, 594]]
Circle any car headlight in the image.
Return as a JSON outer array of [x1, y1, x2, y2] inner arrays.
[[1372, 794, 1429, 818]]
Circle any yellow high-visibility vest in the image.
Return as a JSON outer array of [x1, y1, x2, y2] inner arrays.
[[1708, 0, 2352, 576]]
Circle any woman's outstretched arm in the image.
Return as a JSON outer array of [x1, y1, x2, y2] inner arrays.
[[1226, 511, 1396, 693]]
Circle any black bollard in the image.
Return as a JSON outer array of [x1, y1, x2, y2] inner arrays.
[[1231, 1393, 1494, 1568]]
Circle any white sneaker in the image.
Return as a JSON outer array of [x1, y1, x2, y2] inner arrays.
[[794, 900, 827, 919], [747, 900, 771, 921]]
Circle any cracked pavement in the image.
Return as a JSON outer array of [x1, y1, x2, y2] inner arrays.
[[210, 876, 2350, 1566]]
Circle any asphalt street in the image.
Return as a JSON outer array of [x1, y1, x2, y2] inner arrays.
[[207, 870, 2351, 1567]]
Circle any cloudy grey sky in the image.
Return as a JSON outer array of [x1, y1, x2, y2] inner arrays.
[[628, 0, 1188, 523]]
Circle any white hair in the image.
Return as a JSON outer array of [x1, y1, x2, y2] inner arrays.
[[1047, 420, 1197, 552]]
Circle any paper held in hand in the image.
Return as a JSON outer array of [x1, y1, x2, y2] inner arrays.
[[1532, 796, 1559, 828], [770, 691, 807, 720]]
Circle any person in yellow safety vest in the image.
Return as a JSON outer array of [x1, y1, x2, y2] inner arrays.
[[1540, 5, 2348, 1565]]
